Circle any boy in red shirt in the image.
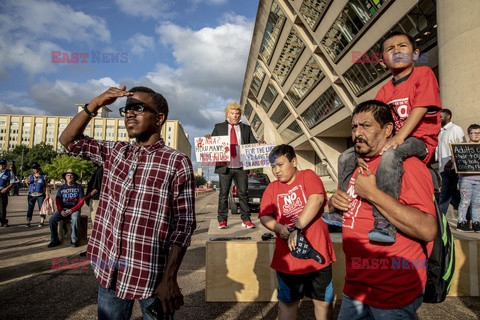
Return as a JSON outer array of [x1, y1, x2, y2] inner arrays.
[[324, 31, 441, 243], [259, 144, 336, 320]]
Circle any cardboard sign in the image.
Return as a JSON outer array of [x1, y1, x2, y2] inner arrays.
[[240, 143, 275, 169], [450, 143, 480, 174], [195, 136, 230, 166]]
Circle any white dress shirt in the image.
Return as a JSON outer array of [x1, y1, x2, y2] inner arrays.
[[436, 121, 466, 172]]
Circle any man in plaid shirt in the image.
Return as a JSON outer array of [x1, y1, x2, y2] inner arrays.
[[60, 85, 196, 319]]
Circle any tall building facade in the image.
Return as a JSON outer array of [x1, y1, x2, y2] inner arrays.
[[240, 0, 480, 188], [0, 105, 191, 157]]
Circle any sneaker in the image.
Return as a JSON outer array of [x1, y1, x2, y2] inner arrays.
[[70, 241, 79, 248], [368, 221, 396, 243], [473, 222, 480, 232], [242, 220, 256, 229], [38, 223, 45, 227], [321, 212, 344, 227], [218, 221, 227, 229], [25, 223, 31, 228], [4, 219, 8, 227], [457, 221, 472, 232], [47, 240, 61, 248]]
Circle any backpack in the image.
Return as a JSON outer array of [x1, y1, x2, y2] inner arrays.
[[421, 199, 455, 303]]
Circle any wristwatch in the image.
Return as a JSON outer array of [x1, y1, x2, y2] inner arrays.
[[288, 226, 302, 233], [82, 103, 98, 118]]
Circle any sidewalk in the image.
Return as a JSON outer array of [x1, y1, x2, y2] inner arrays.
[[0, 191, 479, 319]]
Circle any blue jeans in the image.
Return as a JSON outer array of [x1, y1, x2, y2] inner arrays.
[[338, 137, 426, 222], [49, 211, 81, 243], [439, 171, 460, 215], [97, 272, 174, 320], [338, 293, 423, 320], [26, 194, 45, 221], [458, 178, 480, 223]]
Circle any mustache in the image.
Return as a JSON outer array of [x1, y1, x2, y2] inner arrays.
[[354, 137, 369, 146]]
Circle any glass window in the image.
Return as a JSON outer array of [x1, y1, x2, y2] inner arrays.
[[270, 100, 290, 128], [273, 28, 305, 83], [280, 120, 302, 143], [244, 101, 254, 119], [342, 0, 436, 96], [250, 63, 266, 97], [260, 83, 279, 112], [321, 0, 386, 61], [299, 0, 330, 30], [300, 87, 344, 129], [250, 114, 262, 132], [286, 56, 324, 107], [259, 1, 286, 64]]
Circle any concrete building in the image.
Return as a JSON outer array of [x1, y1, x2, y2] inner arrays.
[[0, 105, 191, 157], [240, 0, 480, 188]]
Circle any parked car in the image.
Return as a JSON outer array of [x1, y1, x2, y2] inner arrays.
[[228, 172, 270, 214]]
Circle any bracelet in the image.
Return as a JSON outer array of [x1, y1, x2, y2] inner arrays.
[[287, 226, 302, 233], [82, 103, 98, 118]]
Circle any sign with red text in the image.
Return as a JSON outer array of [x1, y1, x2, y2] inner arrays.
[[240, 143, 275, 169], [195, 136, 230, 166]]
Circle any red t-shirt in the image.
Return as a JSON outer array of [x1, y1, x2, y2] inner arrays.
[[259, 169, 336, 274], [375, 66, 442, 163], [342, 156, 436, 309]]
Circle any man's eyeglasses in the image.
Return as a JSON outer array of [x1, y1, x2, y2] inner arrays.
[[469, 132, 480, 135], [119, 104, 159, 117]]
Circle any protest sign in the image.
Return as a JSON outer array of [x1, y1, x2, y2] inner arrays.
[[195, 136, 230, 166], [450, 143, 480, 174], [240, 143, 275, 169]]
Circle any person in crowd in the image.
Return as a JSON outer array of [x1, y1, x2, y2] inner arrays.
[[59, 85, 195, 319], [47, 169, 84, 248], [207, 101, 260, 229], [436, 109, 466, 215], [456, 124, 480, 232], [84, 165, 103, 227], [0, 159, 13, 227], [324, 31, 441, 244], [259, 144, 336, 320], [329, 100, 437, 319], [25, 162, 50, 227]]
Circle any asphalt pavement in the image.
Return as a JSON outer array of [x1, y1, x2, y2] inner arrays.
[[0, 190, 478, 319]]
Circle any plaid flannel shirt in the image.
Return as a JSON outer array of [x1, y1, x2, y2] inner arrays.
[[67, 136, 195, 299]]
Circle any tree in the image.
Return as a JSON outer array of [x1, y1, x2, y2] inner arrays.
[[4, 143, 58, 177], [195, 175, 207, 188], [43, 154, 96, 183]]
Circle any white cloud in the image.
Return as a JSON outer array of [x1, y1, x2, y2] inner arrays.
[[0, 0, 111, 75], [127, 34, 155, 56], [155, 14, 254, 98], [114, 0, 173, 18], [190, 0, 228, 5]]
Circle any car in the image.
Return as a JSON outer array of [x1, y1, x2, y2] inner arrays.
[[228, 172, 270, 214]]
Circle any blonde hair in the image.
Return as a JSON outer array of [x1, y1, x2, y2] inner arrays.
[[225, 101, 242, 114]]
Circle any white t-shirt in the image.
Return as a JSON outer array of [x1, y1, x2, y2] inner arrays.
[[436, 121, 465, 173]]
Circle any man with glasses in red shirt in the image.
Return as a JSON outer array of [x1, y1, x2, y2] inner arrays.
[[60, 85, 195, 319]]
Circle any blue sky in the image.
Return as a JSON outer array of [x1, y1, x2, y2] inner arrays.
[[0, 0, 259, 158]]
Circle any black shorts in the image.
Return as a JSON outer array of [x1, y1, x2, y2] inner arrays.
[[276, 264, 333, 303]]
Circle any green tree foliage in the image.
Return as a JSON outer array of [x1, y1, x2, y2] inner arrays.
[[195, 175, 207, 188], [43, 154, 96, 183], [3, 143, 58, 177]]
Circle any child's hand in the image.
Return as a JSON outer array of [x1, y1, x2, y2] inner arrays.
[[380, 136, 404, 154], [357, 158, 369, 171]]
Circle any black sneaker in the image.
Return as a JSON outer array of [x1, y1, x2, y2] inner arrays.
[[456, 221, 472, 232], [70, 241, 79, 248], [368, 221, 396, 243], [47, 240, 62, 248], [472, 222, 480, 232]]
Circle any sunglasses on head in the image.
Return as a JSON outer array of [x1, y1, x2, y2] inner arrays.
[[119, 104, 160, 117]]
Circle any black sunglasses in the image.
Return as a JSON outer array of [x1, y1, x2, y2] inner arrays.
[[119, 104, 160, 117]]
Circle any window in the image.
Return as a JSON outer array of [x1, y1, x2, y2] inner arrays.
[[259, 0, 286, 64], [300, 87, 344, 129], [287, 56, 324, 107], [250, 63, 266, 97], [270, 101, 290, 128], [250, 114, 262, 132], [343, 0, 437, 95], [244, 101, 254, 119], [280, 120, 302, 143], [260, 83, 279, 112], [299, 0, 330, 30], [321, 0, 387, 61], [273, 28, 305, 83]]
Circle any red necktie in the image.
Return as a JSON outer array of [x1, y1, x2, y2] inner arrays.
[[230, 124, 238, 158]]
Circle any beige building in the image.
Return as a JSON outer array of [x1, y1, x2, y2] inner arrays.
[[0, 105, 191, 157], [240, 0, 480, 188]]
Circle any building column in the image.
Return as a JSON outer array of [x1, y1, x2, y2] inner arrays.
[[437, 0, 480, 130]]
